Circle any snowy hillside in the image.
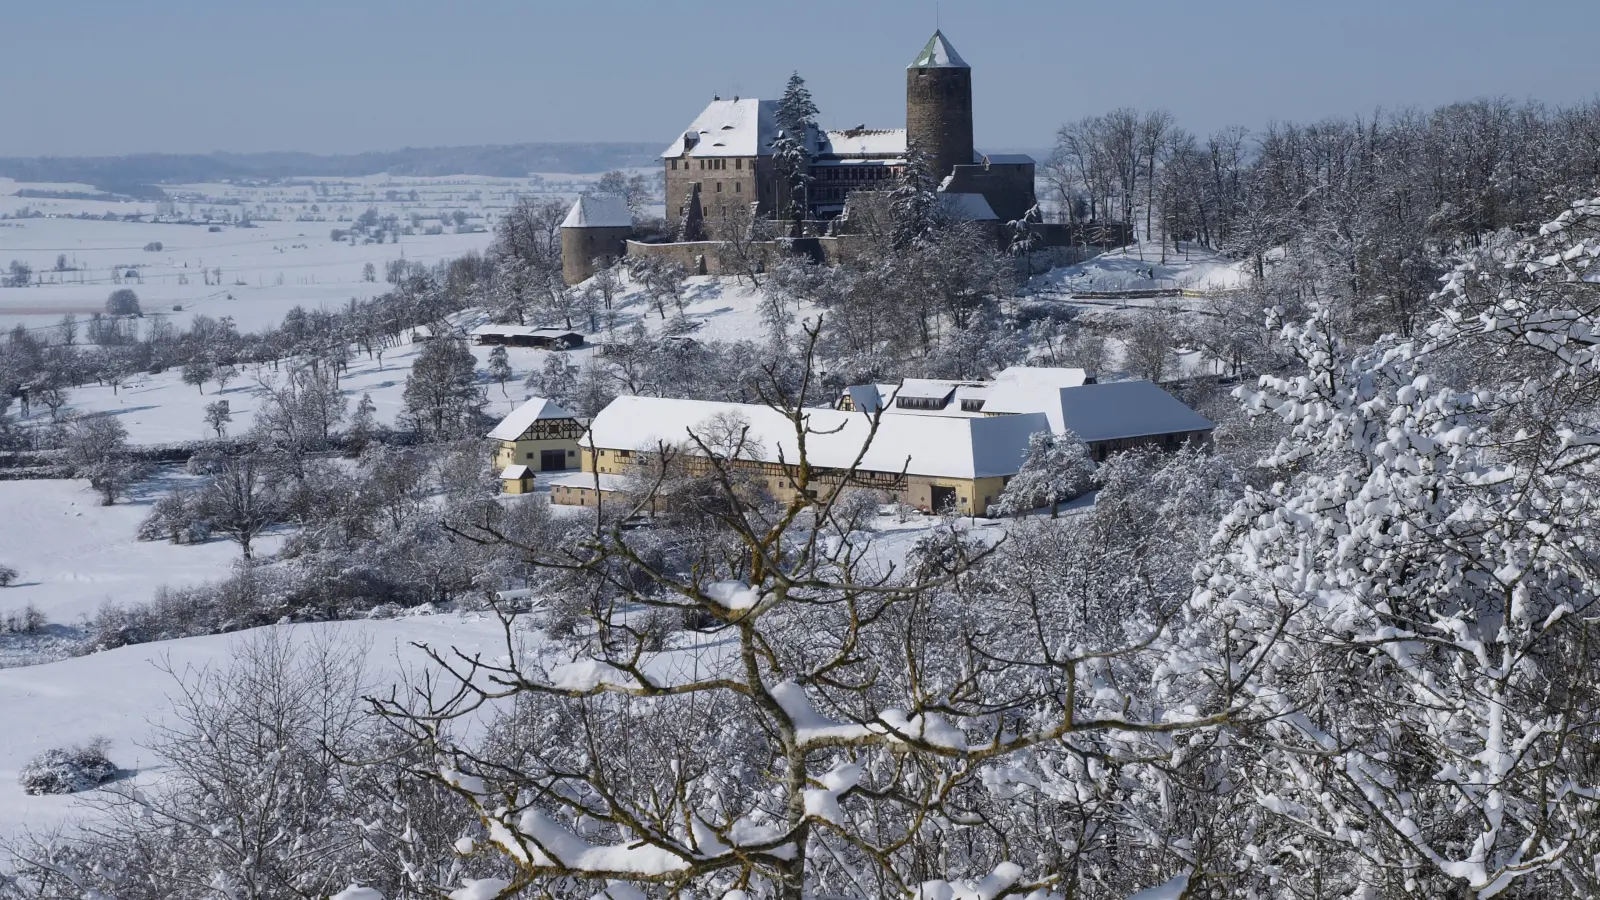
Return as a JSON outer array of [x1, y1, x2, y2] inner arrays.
[[0, 617, 520, 837], [7, 272, 774, 446], [1030, 242, 1250, 295]]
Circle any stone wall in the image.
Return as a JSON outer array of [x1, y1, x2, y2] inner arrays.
[[906, 66, 974, 183], [562, 225, 633, 285], [664, 156, 778, 238], [943, 162, 1037, 222], [625, 237, 833, 275]]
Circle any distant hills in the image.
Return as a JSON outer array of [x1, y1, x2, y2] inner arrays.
[[0, 143, 665, 195]]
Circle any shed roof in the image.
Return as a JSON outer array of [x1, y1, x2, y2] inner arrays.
[[488, 397, 579, 441], [471, 324, 584, 339], [909, 30, 969, 69], [1049, 381, 1214, 443], [562, 193, 632, 229], [937, 192, 998, 221], [500, 464, 532, 480], [982, 153, 1036, 166], [896, 378, 960, 401], [583, 396, 1045, 480]]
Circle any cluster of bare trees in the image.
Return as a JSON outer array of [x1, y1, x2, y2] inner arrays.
[[1047, 98, 1600, 337]]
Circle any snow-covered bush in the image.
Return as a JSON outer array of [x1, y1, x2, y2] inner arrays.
[[1, 603, 44, 633], [137, 489, 212, 544], [0, 562, 18, 586], [989, 429, 1096, 518], [18, 739, 117, 795]]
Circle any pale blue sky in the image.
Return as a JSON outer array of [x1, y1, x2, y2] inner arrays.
[[2, 0, 1595, 157]]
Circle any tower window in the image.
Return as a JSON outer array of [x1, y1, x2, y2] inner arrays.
[[734, 182, 741, 193]]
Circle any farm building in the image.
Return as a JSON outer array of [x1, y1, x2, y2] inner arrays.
[[470, 324, 585, 349], [557, 395, 1049, 515], [488, 397, 587, 477], [499, 464, 536, 495]]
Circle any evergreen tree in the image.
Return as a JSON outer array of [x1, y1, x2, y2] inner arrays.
[[991, 430, 1096, 518], [773, 72, 820, 224], [890, 142, 941, 248], [775, 71, 819, 138]]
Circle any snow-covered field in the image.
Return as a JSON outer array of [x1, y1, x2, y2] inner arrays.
[[0, 172, 660, 334], [6, 271, 770, 446], [0, 478, 279, 626], [0, 616, 522, 837], [1030, 242, 1251, 296]]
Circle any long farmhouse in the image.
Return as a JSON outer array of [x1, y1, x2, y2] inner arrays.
[[525, 369, 1213, 515]]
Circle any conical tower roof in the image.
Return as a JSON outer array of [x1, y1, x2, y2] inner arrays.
[[908, 30, 969, 69]]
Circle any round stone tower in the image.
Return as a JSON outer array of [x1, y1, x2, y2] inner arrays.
[[905, 30, 974, 185], [560, 193, 634, 286]]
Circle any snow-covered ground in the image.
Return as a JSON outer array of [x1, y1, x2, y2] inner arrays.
[[0, 478, 278, 625], [1030, 242, 1250, 296], [0, 172, 663, 334], [4, 271, 771, 446], [0, 616, 523, 838]]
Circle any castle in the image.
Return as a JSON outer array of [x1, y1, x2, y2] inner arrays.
[[662, 31, 1036, 237], [562, 31, 1123, 284]]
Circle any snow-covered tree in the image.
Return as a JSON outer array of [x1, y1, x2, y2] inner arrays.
[[990, 430, 1095, 518], [401, 338, 486, 441], [486, 345, 512, 397], [1197, 197, 1600, 897], [203, 399, 231, 438], [373, 328, 1249, 900], [64, 413, 136, 505]]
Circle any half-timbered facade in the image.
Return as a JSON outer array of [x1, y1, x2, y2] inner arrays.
[[488, 398, 586, 477]]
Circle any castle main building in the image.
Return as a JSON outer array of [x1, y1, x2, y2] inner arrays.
[[662, 31, 1037, 238]]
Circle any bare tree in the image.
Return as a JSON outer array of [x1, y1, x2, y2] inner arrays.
[[200, 454, 282, 559]]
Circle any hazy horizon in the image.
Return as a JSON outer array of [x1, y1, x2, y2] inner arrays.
[[4, 0, 1598, 158]]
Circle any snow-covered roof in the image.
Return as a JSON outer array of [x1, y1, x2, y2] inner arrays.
[[981, 366, 1094, 416], [909, 30, 969, 69], [471, 324, 584, 339], [500, 464, 533, 480], [488, 397, 579, 441], [547, 472, 629, 492], [661, 98, 780, 158], [896, 379, 960, 401], [562, 193, 632, 229], [817, 128, 907, 158], [583, 396, 1045, 480], [846, 384, 887, 414], [938, 192, 998, 221], [1048, 381, 1214, 443]]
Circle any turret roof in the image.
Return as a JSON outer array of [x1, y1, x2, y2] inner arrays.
[[561, 193, 632, 229], [908, 30, 969, 69]]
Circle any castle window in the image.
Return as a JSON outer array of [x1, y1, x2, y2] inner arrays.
[[736, 158, 743, 170], [716, 183, 722, 192], [734, 182, 741, 193]]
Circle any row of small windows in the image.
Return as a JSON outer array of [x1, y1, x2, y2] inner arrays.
[[818, 166, 895, 181], [672, 157, 744, 170]]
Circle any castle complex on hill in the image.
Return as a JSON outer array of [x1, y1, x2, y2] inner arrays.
[[662, 31, 1036, 236], [561, 31, 1126, 284]]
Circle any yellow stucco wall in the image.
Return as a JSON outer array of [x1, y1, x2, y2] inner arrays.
[[494, 438, 582, 473], [573, 445, 1001, 514]]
